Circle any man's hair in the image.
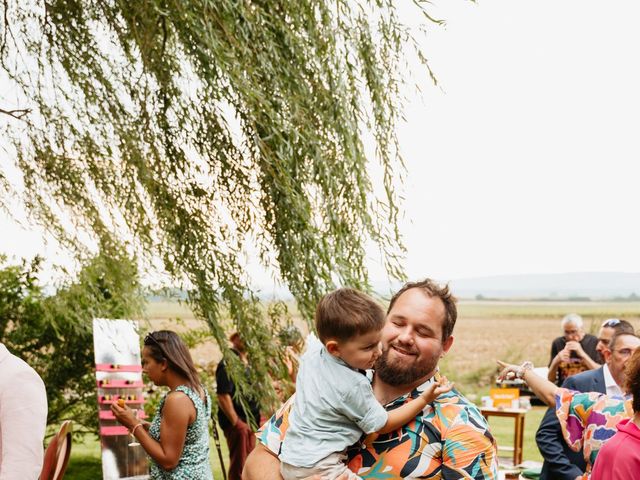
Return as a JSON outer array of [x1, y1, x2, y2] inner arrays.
[[610, 332, 640, 352], [561, 313, 583, 329], [315, 288, 385, 343], [624, 348, 640, 412], [601, 318, 635, 335], [387, 279, 457, 342]]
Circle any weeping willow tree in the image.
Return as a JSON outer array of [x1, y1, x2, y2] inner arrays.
[[0, 1, 436, 410]]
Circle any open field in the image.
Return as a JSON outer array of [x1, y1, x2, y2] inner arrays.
[[66, 299, 640, 477]]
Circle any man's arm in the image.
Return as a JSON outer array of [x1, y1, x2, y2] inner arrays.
[[548, 347, 574, 383], [535, 407, 584, 480], [242, 443, 284, 480], [0, 367, 47, 480], [216, 360, 251, 430], [242, 444, 338, 480], [217, 393, 240, 426]]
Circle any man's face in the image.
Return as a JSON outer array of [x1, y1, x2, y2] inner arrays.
[[604, 334, 640, 387], [563, 322, 584, 342], [596, 326, 615, 357], [231, 335, 246, 353], [375, 288, 454, 387]]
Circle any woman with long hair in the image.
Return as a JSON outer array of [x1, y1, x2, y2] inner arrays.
[[112, 330, 213, 479]]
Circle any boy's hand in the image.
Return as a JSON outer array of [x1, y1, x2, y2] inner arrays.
[[419, 376, 454, 403]]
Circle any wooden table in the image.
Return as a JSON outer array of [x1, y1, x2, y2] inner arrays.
[[480, 407, 527, 466]]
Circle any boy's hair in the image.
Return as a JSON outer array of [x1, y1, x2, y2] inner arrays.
[[315, 288, 385, 343]]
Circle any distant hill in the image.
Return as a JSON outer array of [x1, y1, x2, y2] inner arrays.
[[448, 272, 640, 300], [146, 272, 640, 302]]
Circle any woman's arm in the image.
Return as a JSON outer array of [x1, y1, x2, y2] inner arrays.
[[497, 360, 558, 407], [112, 392, 194, 470]]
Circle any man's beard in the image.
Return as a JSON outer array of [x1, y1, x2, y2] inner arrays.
[[375, 342, 440, 386]]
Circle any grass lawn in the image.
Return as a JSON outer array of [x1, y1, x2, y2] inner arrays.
[[66, 409, 545, 478], [65, 299, 637, 477], [66, 426, 229, 479]]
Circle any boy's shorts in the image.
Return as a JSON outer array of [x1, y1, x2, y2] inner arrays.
[[280, 451, 362, 480]]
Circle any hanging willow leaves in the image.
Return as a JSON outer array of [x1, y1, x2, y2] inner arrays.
[[0, 0, 435, 412]]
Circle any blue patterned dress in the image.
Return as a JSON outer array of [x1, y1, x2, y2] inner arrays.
[[148, 385, 213, 479]]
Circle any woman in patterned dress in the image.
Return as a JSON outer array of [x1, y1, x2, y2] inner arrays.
[[112, 330, 213, 479], [497, 345, 640, 480]]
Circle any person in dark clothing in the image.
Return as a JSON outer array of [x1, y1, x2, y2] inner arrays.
[[547, 313, 600, 386], [536, 319, 635, 480], [216, 332, 260, 480]]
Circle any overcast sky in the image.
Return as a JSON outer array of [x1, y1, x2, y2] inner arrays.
[[2, 0, 640, 287]]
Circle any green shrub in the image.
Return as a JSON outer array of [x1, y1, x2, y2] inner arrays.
[[0, 247, 144, 434]]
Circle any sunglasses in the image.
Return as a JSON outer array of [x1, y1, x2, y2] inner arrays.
[[602, 318, 621, 328], [145, 332, 166, 357]]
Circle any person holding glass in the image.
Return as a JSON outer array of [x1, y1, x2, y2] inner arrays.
[[111, 330, 213, 479]]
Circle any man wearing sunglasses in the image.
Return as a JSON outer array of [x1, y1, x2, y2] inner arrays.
[[596, 318, 635, 364], [537, 320, 636, 480]]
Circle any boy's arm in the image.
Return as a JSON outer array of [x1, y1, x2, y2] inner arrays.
[[378, 379, 453, 434]]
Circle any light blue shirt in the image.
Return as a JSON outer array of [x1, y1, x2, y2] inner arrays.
[[280, 335, 388, 468]]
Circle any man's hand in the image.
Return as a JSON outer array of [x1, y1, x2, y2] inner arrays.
[[556, 348, 571, 363], [565, 341, 586, 358], [234, 418, 252, 433]]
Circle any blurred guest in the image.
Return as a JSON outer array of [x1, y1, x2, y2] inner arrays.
[[591, 347, 640, 478], [0, 342, 47, 480], [112, 331, 213, 479], [537, 319, 635, 479], [595, 318, 635, 362], [548, 313, 600, 386], [278, 325, 304, 383], [216, 332, 260, 480]]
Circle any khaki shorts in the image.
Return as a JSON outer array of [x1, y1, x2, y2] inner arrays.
[[280, 452, 362, 480]]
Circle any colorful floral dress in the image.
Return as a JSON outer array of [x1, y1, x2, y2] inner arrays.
[[148, 385, 213, 480], [555, 388, 633, 479]]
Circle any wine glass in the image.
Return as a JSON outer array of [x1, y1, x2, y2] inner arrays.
[[128, 408, 140, 447]]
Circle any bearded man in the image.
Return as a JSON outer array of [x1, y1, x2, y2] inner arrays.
[[242, 279, 498, 480]]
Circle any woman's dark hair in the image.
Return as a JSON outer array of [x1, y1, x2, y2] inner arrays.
[[144, 330, 202, 393], [625, 347, 640, 413]]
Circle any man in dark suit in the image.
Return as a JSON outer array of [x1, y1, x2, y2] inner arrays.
[[536, 319, 635, 480]]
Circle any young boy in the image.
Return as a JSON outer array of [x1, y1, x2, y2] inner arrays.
[[279, 288, 452, 480]]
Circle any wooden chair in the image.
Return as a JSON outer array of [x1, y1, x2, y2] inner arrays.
[[39, 420, 73, 480]]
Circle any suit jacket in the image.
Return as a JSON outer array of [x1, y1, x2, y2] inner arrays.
[[536, 366, 605, 480], [0, 343, 48, 480]]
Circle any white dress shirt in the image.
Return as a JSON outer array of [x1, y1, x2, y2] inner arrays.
[[0, 343, 48, 480], [603, 363, 625, 398]]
